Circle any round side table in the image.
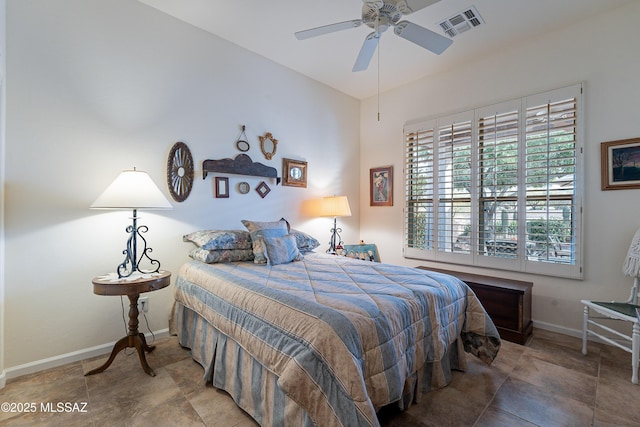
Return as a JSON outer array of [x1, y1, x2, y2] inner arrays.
[[85, 270, 171, 377]]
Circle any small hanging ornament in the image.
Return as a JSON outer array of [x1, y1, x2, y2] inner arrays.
[[235, 125, 250, 152]]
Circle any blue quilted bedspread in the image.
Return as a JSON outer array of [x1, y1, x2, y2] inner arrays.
[[174, 253, 500, 427]]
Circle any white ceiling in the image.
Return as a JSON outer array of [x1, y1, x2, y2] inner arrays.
[[138, 0, 630, 100]]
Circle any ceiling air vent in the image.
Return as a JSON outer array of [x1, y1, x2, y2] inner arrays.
[[439, 6, 484, 38]]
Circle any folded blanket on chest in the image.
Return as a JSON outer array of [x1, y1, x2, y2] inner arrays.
[[174, 252, 500, 427]]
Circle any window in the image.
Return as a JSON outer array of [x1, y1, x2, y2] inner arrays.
[[404, 84, 582, 278]]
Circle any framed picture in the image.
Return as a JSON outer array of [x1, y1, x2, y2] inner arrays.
[[341, 243, 380, 262], [282, 158, 307, 188], [370, 166, 393, 206], [215, 177, 229, 198], [255, 181, 271, 198], [601, 138, 640, 190]]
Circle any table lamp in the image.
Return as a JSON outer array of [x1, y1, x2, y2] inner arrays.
[[91, 168, 172, 278], [319, 195, 352, 254]]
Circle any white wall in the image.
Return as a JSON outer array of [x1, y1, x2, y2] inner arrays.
[[3, 0, 359, 372], [360, 1, 640, 335]]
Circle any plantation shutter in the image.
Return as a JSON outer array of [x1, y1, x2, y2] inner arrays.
[[476, 105, 520, 259], [405, 123, 435, 252], [403, 83, 582, 278], [437, 119, 472, 254], [524, 87, 579, 270]]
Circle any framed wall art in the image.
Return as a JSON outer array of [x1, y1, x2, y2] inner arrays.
[[342, 243, 380, 263], [256, 181, 271, 198], [601, 138, 640, 190], [215, 177, 229, 198], [370, 166, 393, 206], [282, 158, 307, 188]]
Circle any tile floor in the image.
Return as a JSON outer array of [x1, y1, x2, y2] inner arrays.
[[1, 328, 639, 426]]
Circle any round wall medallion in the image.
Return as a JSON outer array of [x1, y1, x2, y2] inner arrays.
[[238, 182, 250, 194], [167, 141, 194, 202]]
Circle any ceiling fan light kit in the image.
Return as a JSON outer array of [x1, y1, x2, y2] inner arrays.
[[295, 0, 453, 72]]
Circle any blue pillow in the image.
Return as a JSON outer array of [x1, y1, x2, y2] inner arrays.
[[241, 219, 289, 264], [263, 235, 304, 266]]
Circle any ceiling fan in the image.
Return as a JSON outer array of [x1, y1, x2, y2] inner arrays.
[[295, 0, 453, 72]]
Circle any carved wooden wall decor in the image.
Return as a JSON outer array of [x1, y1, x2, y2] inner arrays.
[[202, 154, 281, 184], [167, 141, 194, 202]]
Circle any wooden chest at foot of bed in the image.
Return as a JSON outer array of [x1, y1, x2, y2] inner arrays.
[[417, 267, 533, 345]]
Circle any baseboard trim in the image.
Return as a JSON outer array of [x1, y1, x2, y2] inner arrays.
[[3, 328, 170, 383], [0, 320, 613, 386], [532, 319, 583, 339]]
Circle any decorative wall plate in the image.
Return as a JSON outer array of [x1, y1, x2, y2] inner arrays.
[[238, 182, 250, 194], [167, 141, 194, 202]]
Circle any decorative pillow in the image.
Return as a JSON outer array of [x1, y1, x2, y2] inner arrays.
[[189, 248, 254, 264], [290, 229, 321, 252], [241, 219, 289, 264], [263, 235, 304, 266], [183, 229, 252, 250]]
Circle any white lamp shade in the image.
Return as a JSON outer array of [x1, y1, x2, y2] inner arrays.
[[319, 195, 352, 218], [90, 169, 172, 210]]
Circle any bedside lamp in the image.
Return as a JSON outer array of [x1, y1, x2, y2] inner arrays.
[[91, 168, 172, 278], [319, 195, 352, 254]]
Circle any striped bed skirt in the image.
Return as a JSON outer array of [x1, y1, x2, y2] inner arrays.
[[170, 301, 315, 427], [170, 301, 468, 426]]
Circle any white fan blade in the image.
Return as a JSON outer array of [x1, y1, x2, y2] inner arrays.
[[295, 20, 363, 40], [394, 0, 441, 15], [394, 21, 452, 54], [352, 32, 379, 72]]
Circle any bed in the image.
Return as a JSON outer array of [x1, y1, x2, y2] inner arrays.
[[169, 219, 500, 427], [170, 239, 500, 427]]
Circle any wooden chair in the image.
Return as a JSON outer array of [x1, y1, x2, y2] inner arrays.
[[581, 301, 639, 384], [582, 229, 640, 384]]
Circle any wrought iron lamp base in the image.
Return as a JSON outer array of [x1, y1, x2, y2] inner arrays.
[[117, 209, 161, 278], [327, 217, 343, 255]]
